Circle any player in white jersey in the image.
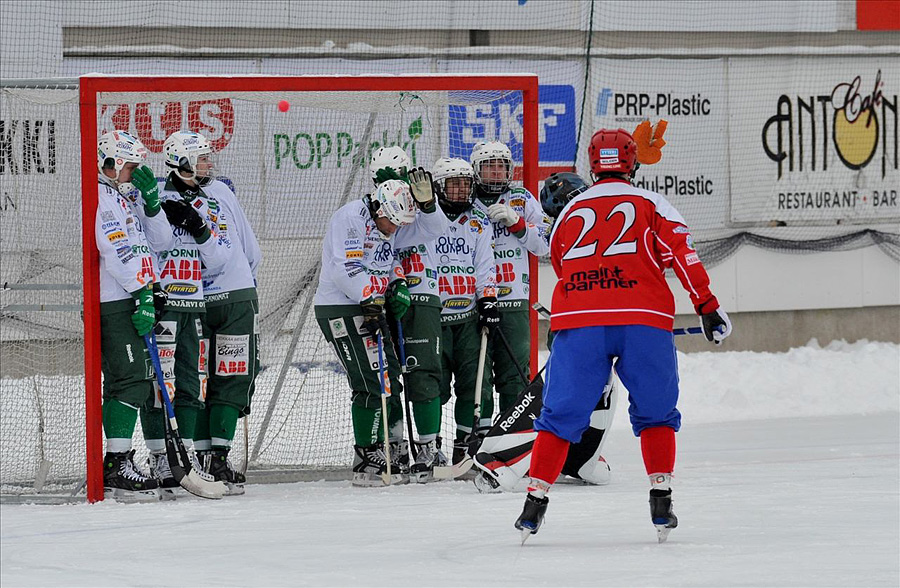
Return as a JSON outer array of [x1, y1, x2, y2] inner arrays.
[[369, 147, 448, 482], [95, 130, 168, 502], [470, 141, 551, 422], [158, 131, 261, 495], [431, 158, 499, 465], [314, 169, 449, 486]]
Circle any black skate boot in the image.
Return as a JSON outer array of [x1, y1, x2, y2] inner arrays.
[[650, 489, 678, 543], [206, 448, 246, 496], [389, 439, 411, 484], [352, 443, 406, 487], [147, 450, 179, 501], [515, 494, 549, 542], [104, 450, 160, 503], [409, 438, 448, 484]]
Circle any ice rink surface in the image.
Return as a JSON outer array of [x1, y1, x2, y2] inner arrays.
[[2, 342, 898, 587]]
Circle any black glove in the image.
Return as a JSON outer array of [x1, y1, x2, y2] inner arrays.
[[477, 296, 500, 333], [161, 199, 211, 243], [151, 282, 168, 319], [360, 296, 389, 339], [699, 307, 732, 345]]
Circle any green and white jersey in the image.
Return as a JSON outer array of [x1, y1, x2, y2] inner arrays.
[[437, 207, 497, 324], [314, 199, 449, 308], [393, 240, 440, 307], [473, 187, 550, 311], [96, 180, 162, 307], [140, 175, 230, 311]]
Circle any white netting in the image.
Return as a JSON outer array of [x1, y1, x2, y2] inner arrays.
[[0, 80, 535, 496]]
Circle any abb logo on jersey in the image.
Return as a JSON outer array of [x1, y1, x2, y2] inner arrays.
[[496, 262, 516, 284], [137, 257, 155, 284], [215, 334, 250, 377], [401, 252, 425, 274], [160, 258, 202, 281], [439, 275, 476, 296]]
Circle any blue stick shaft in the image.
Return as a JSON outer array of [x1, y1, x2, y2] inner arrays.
[[143, 333, 177, 420]]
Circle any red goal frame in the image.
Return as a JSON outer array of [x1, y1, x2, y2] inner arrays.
[[79, 74, 541, 502]]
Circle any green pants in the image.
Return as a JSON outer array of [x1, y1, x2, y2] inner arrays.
[[395, 303, 442, 403], [100, 307, 154, 408], [204, 298, 259, 415], [440, 315, 492, 433], [316, 305, 403, 406], [316, 304, 404, 445], [487, 308, 531, 413], [153, 309, 207, 410]]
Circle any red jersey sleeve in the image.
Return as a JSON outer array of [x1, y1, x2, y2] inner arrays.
[[650, 213, 718, 314]]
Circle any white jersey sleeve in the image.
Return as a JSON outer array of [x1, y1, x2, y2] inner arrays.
[[137, 200, 175, 254], [474, 214, 498, 300], [325, 204, 374, 303], [513, 189, 550, 257], [96, 184, 155, 300], [218, 187, 262, 280]]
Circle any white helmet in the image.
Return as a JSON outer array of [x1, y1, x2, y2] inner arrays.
[[369, 146, 410, 185], [372, 179, 416, 227], [163, 131, 214, 186], [470, 140, 514, 195], [432, 157, 475, 214], [97, 131, 147, 194]]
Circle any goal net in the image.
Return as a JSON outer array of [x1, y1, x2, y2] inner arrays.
[[0, 75, 540, 501]]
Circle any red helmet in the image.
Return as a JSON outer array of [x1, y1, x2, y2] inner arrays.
[[588, 128, 638, 177]]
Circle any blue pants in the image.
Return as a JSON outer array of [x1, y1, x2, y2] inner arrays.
[[534, 325, 681, 440]]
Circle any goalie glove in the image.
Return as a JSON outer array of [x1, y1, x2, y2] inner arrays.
[[407, 167, 436, 212]]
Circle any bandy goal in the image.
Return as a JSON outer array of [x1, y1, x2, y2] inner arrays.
[[0, 74, 541, 502]]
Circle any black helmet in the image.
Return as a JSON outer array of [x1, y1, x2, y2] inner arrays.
[[540, 172, 588, 218]]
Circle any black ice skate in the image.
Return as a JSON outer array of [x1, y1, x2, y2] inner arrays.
[[147, 450, 178, 501], [352, 443, 406, 487], [650, 489, 678, 543], [389, 439, 411, 484], [514, 494, 549, 544], [410, 438, 448, 484], [103, 450, 160, 503], [205, 448, 246, 496]]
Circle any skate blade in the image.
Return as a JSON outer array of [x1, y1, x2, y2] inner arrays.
[[159, 488, 178, 501], [520, 528, 534, 545], [104, 487, 160, 504], [411, 471, 433, 484], [223, 482, 245, 496], [655, 524, 673, 543]]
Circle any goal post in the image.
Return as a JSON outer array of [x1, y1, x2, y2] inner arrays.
[[77, 74, 541, 502]]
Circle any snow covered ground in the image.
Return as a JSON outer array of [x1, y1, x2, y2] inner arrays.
[[2, 340, 898, 587]]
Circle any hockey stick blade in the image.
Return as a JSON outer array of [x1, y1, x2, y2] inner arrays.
[[432, 456, 474, 480]]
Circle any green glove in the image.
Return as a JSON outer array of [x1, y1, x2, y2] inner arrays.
[[130, 286, 156, 336], [131, 165, 161, 216], [386, 280, 411, 319], [374, 167, 405, 185]]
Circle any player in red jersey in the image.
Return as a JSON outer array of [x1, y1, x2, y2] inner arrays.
[[514, 127, 732, 543]]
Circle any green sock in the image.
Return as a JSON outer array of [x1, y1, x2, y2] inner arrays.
[[412, 397, 441, 437], [194, 405, 211, 450], [209, 404, 239, 449], [351, 403, 383, 446], [103, 399, 138, 439], [140, 406, 166, 451], [174, 405, 198, 442]]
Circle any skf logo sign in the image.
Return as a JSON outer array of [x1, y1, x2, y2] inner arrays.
[[763, 70, 898, 179], [98, 99, 234, 153], [448, 85, 576, 171]]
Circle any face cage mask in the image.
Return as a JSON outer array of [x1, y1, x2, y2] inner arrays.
[[173, 151, 216, 186], [475, 159, 513, 195]]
